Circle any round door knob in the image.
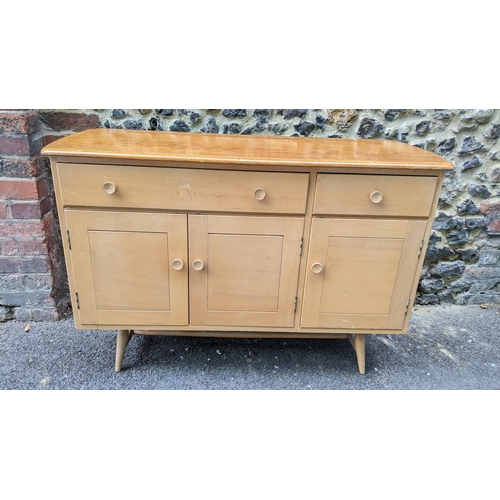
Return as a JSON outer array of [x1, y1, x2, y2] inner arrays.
[[311, 262, 323, 274], [102, 182, 117, 195], [171, 259, 184, 271], [370, 191, 383, 204], [192, 259, 205, 271], [253, 187, 266, 201]]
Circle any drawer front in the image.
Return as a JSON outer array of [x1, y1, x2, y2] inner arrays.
[[57, 163, 310, 214], [313, 174, 438, 217]]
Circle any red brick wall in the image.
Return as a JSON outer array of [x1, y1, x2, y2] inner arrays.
[[480, 201, 500, 235], [0, 109, 100, 321]]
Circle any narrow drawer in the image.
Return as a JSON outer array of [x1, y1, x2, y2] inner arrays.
[[313, 174, 438, 217], [57, 163, 310, 214]]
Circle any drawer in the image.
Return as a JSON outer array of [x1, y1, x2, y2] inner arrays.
[[57, 163, 310, 214], [313, 174, 438, 217]]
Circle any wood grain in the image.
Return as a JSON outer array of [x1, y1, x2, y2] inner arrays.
[[314, 174, 438, 217], [64, 210, 189, 326], [189, 215, 304, 327], [58, 163, 309, 214], [301, 218, 427, 329], [42, 129, 454, 170], [45, 130, 449, 373]]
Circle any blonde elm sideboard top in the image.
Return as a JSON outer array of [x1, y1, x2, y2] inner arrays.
[[41, 129, 453, 373]]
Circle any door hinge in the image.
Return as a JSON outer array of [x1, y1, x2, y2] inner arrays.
[[67, 230, 72, 250], [75, 292, 80, 310], [294, 296, 298, 312], [404, 298, 411, 315], [299, 238, 304, 256], [417, 239, 424, 258]]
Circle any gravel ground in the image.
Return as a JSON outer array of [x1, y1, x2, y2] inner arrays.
[[1, 303, 499, 390]]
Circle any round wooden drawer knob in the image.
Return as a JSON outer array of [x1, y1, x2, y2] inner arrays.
[[370, 191, 383, 203], [253, 187, 266, 200], [102, 182, 117, 195], [192, 259, 205, 271], [311, 262, 323, 274], [171, 259, 184, 271]]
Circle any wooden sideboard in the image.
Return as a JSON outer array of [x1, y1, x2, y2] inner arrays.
[[41, 129, 453, 373]]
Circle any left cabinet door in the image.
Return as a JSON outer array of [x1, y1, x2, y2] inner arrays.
[[64, 210, 188, 327]]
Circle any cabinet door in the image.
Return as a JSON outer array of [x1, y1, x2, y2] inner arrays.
[[65, 210, 188, 327], [189, 215, 304, 327], [301, 218, 427, 330]]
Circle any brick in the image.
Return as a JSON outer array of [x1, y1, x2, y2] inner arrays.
[[41, 212, 58, 238], [0, 290, 51, 307], [0, 179, 37, 200], [40, 111, 100, 132], [13, 306, 60, 321], [0, 136, 31, 155], [0, 258, 21, 273], [0, 111, 39, 135], [0, 156, 48, 178], [488, 217, 500, 235], [36, 177, 49, 199], [0, 273, 24, 290], [10, 196, 52, 219], [480, 201, 500, 215], [0, 177, 49, 202], [464, 265, 500, 279], [10, 201, 42, 219], [0, 135, 42, 155], [0, 203, 7, 218], [41, 133, 69, 147], [17, 239, 47, 256], [22, 274, 52, 290], [0, 239, 18, 256], [0, 305, 13, 321], [0, 220, 46, 238], [39, 196, 52, 217], [468, 293, 500, 305], [20, 257, 50, 273]]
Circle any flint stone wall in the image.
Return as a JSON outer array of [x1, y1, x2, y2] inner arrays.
[[96, 109, 500, 306]]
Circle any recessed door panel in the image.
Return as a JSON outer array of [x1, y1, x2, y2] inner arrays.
[[206, 234, 283, 313], [88, 230, 171, 312], [319, 236, 404, 315], [65, 210, 188, 327]]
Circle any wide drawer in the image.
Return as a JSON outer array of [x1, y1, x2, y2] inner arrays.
[[313, 174, 438, 217], [57, 163, 310, 214]]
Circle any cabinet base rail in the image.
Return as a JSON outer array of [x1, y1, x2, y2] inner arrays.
[[114, 330, 366, 375]]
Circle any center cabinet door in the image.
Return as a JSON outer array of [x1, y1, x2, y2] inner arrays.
[[189, 215, 304, 327], [301, 218, 427, 330], [65, 210, 188, 327]]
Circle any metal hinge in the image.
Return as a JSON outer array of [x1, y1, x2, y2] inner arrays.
[[404, 298, 411, 315], [67, 230, 72, 250], [299, 238, 304, 256], [75, 292, 80, 310], [294, 296, 298, 312], [417, 239, 424, 258]]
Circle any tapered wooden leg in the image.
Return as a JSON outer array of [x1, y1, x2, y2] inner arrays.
[[348, 334, 365, 374], [115, 330, 133, 372]]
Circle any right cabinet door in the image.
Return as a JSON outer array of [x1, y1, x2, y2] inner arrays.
[[301, 218, 427, 330]]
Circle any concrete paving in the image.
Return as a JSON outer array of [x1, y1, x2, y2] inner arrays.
[[1, 303, 499, 389]]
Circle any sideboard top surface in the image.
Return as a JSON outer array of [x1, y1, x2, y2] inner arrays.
[[41, 129, 454, 171]]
